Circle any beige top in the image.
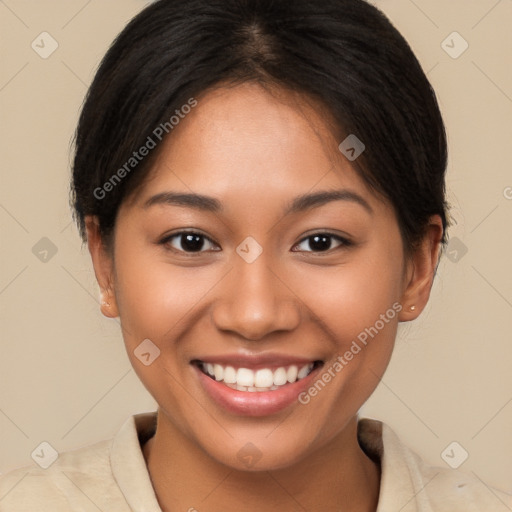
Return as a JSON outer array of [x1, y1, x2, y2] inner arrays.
[[0, 412, 510, 511]]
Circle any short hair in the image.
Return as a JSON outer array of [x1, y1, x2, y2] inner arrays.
[[71, 0, 449, 255]]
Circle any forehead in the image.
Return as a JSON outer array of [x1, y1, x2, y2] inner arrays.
[[128, 82, 381, 212]]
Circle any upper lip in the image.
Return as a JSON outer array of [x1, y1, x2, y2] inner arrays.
[[191, 353, 322, 370]]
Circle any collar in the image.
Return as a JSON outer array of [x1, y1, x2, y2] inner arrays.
[[110, 412, 427, 512], [358, 417, 437, 512], [110, 412, 162, 512]]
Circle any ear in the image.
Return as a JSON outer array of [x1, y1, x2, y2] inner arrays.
[[85, 215, 119, 318], [398, 215, 444, 322]]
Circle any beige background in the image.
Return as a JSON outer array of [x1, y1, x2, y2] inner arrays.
[[1, 0, 511, 495]]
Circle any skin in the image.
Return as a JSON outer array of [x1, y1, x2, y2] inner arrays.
[[86, 82, 443, 512]]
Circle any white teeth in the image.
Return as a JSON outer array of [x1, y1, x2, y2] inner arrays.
[[273, 367, 288, 386], [200, 361, 317, 390], [287, 365, 298, 383], [214, 364, 224, 381], [223, 366, 237, 384], [297, 363, 314, 380], [236, 368, 254, 387], [254, 369, 274, 388]]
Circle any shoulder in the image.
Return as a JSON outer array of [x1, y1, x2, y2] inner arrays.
[[411, 450, 512, 512], [413, 450, 512, 512], [358, 417, 512, 512], [0, 438, 129, 511]]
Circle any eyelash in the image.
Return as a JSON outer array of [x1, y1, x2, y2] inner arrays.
[[159, 230, 353, 255]]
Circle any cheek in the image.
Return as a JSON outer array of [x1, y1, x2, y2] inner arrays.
[[116, 257, 218, 342], [295, 246, 403, 341], [290, 252, 402, 436], [112, 246, 215, 423], [291, 240, 404, 409], [112, 243, 218, 347]]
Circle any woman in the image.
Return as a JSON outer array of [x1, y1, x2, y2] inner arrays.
[[0, 0, 510, 510]]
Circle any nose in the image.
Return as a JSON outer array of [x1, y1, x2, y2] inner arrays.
[[211, 253, 301, 340]]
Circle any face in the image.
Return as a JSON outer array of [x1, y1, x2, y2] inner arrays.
[[89, 82, 436, 471]]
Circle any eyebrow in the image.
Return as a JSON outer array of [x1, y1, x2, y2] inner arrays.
[[142, 189, 373, 215]]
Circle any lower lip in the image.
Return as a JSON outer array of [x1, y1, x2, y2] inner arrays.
[[193, 363, 322, 417]]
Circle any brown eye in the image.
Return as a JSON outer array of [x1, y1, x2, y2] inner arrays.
[[161, 231, 218, 253], [293, 233, 351, 253]]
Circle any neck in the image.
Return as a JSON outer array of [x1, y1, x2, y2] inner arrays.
[[143, 411, 380, 512]]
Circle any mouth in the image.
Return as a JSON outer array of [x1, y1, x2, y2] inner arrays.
[[192, 359, 324, 392]]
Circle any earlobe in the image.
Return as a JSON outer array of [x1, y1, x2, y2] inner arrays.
[[85, 216, 119, 318], [99, 291, 118, 318], [398, 216, 444, 322]]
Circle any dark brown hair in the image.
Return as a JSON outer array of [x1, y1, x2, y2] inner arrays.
[[71, 0, 449, 254]]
